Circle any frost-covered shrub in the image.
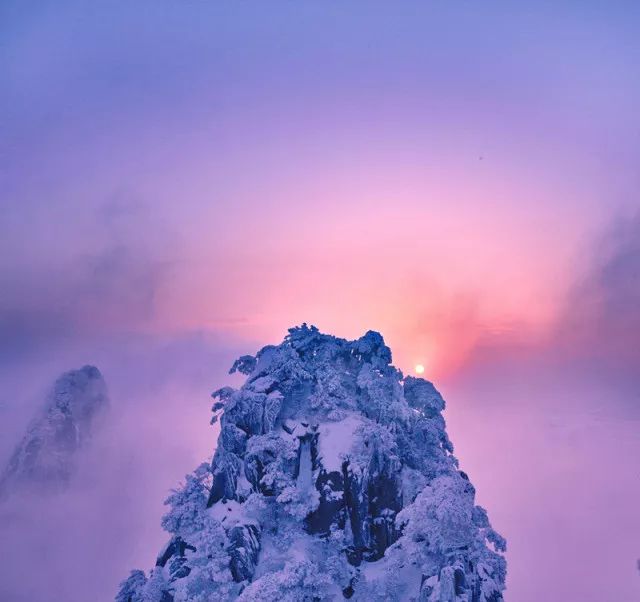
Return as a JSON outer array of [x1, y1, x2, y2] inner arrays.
[[116, 570, 147, 602], [237, 560, 334, 601]]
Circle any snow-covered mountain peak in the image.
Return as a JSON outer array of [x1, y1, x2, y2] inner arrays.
[[118, 325, 506, 601]]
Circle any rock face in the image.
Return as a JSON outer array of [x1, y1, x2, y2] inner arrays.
[[0, 365, 109, 496], [118, 326, 506, 601]]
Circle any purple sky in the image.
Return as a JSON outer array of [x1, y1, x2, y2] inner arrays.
[[1, 2, 639, 601]]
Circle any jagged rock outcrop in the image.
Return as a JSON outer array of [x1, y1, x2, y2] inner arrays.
[[118, 326, 506, 601], [0, 365, 109, 496]]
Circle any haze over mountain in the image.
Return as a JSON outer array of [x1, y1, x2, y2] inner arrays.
[[0, 365, 108, 497], [2, 2, 640, 600]]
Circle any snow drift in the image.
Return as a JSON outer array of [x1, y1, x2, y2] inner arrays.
[[118, 325, 506, 601]]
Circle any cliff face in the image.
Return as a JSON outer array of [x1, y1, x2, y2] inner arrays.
[[118, 326, 506, 602], [0, 365, 109, 496]]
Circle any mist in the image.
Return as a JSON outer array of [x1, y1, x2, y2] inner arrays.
[[2, 3, 639, 598], [441, 213, 640, 602], [0, 332, 245, 601], [1, 215, 638, 601]]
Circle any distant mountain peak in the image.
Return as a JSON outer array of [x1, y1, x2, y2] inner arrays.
[[118, 325, 506, 601], [0, 364, 109, 496]]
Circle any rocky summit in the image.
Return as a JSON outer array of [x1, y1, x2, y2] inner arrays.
[[0, 365, 109, 496], [117, 325, 506, 601]]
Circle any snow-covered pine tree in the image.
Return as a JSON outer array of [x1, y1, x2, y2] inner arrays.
[[118, 325, 506, 601]]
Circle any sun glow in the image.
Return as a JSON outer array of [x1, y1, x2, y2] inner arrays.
[[414, 363, 425, 375]]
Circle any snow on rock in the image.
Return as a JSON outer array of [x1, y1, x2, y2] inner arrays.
[[317, 414, 363, 473], [117, 325, 506, 601], [0, 365, 109, 497]]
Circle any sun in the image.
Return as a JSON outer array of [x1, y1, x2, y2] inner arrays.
[[414, 363, 425, 375]]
